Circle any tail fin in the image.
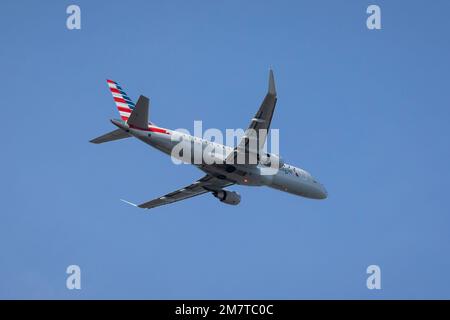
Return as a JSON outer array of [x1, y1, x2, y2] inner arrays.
[[106, 79, 136, 121]]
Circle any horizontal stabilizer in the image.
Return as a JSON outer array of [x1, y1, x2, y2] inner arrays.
[[89, 128, 131, 144]]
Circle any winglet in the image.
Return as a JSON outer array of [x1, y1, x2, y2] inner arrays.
[[120, 199, 138, 207], [268, 69, 276, 96]]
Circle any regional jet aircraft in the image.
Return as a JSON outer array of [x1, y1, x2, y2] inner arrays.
[[90, 70, 327, 209]]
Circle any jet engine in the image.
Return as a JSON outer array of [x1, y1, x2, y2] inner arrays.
[[259, 153, 284, 169], [213, 190, 241, 205]]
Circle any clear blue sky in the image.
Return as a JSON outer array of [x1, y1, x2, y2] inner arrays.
[[1, 0, 450, 299]]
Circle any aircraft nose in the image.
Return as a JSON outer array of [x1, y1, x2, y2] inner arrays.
[[317, 184, 328, 199]]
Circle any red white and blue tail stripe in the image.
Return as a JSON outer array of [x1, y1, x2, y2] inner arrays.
[[106, 79, 136, 121]]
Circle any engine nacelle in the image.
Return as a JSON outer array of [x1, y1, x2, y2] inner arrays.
[[213, 190, 241, 205], [259, 153, 284, 169]]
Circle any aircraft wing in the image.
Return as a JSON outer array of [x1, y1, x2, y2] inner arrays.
[[226, 69, 277, 164], [130, 175, 234, 209]]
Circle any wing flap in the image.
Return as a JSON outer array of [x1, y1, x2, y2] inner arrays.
[[137, 175, 233, 209]]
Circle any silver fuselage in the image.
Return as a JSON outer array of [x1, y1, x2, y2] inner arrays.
[[115, 120, 327, 200]]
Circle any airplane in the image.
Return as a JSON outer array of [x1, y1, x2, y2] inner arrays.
[[90, 70, 327, 209]]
